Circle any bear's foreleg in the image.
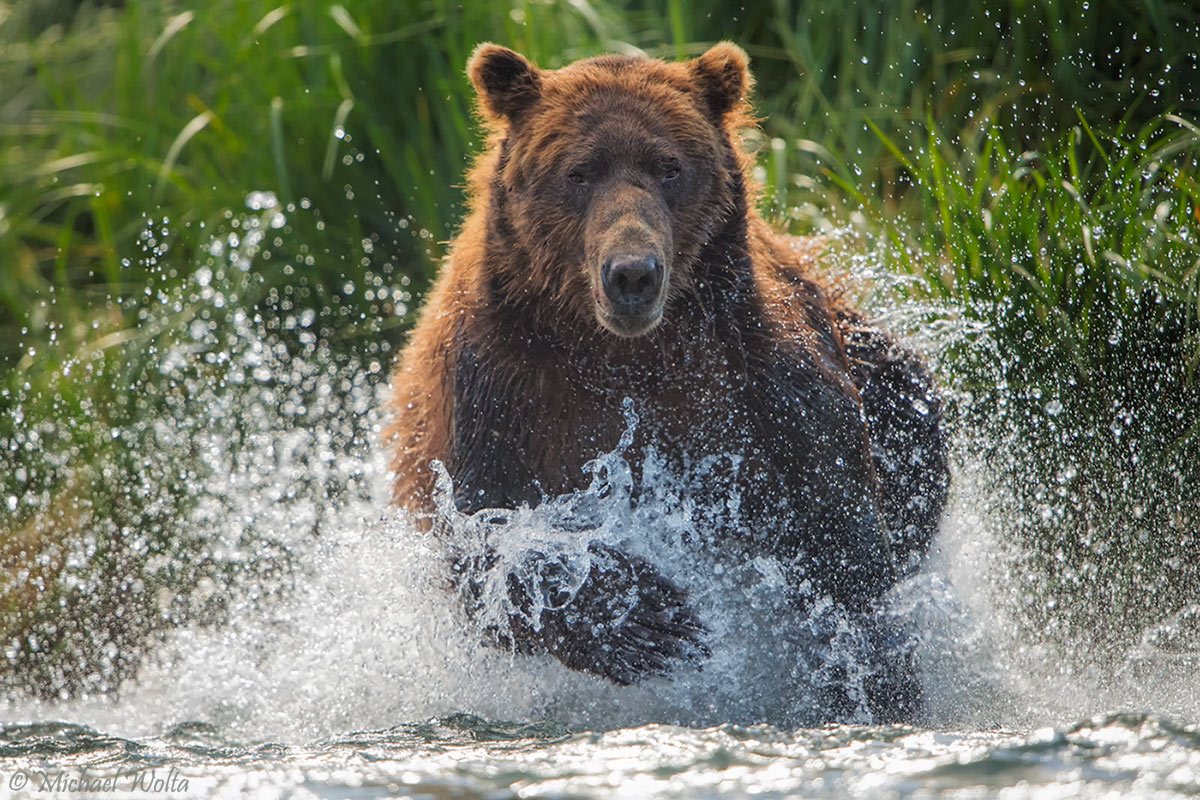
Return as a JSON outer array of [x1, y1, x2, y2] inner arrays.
[[447, 343, 709, 684], [448, 524, 710, 684]]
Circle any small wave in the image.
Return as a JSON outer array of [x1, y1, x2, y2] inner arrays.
[[3, 713, 1200, 798]]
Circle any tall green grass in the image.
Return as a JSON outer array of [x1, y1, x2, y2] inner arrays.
[[735, 0, 1200, 221], [861, 114, 1200, 653]]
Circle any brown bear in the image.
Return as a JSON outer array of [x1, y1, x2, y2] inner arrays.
[[385, 42, 948, 722]]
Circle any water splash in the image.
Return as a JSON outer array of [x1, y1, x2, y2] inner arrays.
[[19, 405, 897, 741], [4, 211, 1200, 746]]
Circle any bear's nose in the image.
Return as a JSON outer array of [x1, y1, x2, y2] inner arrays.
[[601, 256, 663, 312]]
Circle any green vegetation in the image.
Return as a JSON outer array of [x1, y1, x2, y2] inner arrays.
[[863, 116, 1200, 653], [1, 0, 1198, 692]]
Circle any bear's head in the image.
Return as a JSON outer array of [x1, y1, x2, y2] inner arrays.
[[467, 43, 753, 337]]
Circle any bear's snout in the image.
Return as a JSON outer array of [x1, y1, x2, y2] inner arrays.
[[595, 252, 667, 337], [602, 255, 663, 313], [584, 177, 672, 337]]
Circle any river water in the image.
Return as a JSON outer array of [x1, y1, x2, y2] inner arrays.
[[3, 213, 1199, 798], [4, 712, 1200, 798]]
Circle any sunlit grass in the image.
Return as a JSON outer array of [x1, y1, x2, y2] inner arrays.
[[857, 114, 1200, 653]]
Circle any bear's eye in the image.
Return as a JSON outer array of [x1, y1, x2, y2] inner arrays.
[[568, 169, 588, 185], [660, 159, 682, 182]]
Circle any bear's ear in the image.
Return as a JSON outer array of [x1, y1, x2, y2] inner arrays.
[[468, 44, 541, 122], [688, 42, 750, 120]]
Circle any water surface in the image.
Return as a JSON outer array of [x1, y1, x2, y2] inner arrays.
[[6, 713, 1200, 798]]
